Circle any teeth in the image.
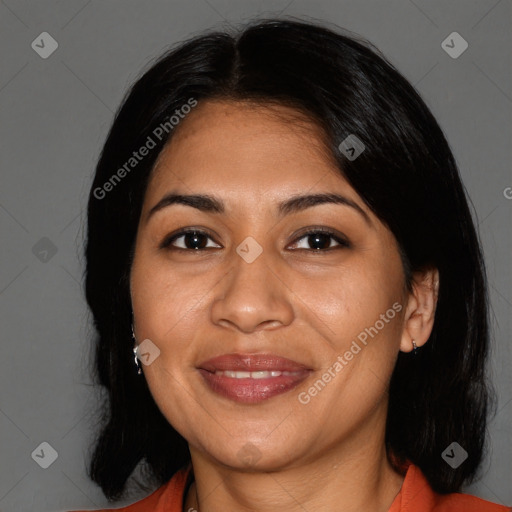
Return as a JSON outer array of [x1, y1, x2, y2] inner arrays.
[[214, 370, 301, 379]]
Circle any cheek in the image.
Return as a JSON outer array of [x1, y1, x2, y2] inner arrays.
[[130, 249, 207, 338], [297, 255, 404, 351], [301, 249, 405, 410], [130, 253, 208, 435]]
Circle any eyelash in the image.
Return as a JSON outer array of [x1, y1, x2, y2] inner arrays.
[[160, 227, 351, 253]]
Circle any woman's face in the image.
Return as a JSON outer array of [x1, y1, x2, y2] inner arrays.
[[130, 99, 409, 470]]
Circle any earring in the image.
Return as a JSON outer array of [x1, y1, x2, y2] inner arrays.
[[132, 324, 142, 375], [412, 340, 419, 356]]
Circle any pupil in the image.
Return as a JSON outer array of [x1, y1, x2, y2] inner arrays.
[[186, 232, 206, 250], [181, 232, 331, 250], [309, 233, 330, 250]]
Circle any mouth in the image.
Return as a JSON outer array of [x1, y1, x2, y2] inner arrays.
[[197, 353, 312, 404]]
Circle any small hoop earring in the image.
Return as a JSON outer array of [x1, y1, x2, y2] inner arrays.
[[132, 324, 142, 375], [412, 340, 419, 356]]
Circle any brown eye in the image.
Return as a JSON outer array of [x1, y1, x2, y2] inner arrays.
[[160, 229, 221, 251], [160, 227, 350, 252], [289, 228, 351, 251]]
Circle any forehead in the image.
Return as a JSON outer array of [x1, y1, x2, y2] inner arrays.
[[150, 100, 340, 179], [144, 100, 361, 215], [162, 99, 332, 156]]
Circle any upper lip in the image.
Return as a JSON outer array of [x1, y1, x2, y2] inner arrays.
[[198, 353, 311, 372]]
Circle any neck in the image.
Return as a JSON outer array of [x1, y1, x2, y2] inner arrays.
[[184, 408, 405, 512]]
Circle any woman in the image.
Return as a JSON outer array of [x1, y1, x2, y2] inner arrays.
[[72, 18, 510, 512]]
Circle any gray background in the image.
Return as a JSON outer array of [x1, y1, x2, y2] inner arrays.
[[0, 1, 511, 511]]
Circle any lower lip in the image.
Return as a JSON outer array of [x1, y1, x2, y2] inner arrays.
[[198, 369, 311, 404]]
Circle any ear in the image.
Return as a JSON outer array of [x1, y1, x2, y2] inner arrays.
[[400, 266, 439, 353]]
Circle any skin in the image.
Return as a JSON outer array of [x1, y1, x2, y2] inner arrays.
[[130, 99, 439, 512]]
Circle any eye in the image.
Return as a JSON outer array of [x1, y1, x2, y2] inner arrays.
[[160, 227, 350, 252], [160, 229, 221, 251], [288, 227, 350, 251]]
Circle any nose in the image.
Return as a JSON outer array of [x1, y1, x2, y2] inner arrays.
[[210, 243, 294, 334]]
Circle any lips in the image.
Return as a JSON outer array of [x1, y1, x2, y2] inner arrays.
[[198, 353, 312, 404]]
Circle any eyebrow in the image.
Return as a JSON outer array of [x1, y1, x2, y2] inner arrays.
[[145, 191, 372, 226]]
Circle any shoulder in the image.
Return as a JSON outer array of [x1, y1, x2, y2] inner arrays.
[[66, 465, 192, 512], [397, 463, 510, 512], [432, 491, 511, 511]]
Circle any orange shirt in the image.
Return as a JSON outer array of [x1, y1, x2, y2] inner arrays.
[[70, 463, 510, 511]]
